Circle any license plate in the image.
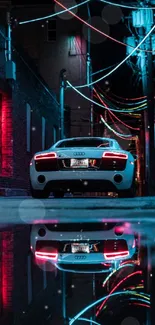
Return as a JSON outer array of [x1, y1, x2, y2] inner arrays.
[[71, 243, 90, 253], [70, 159, 88, 168]]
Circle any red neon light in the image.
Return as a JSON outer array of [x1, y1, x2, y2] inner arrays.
[[34, 152, 57, 160], [129, 302, 150, 308], [35, 251, 58, 261], [102, 152, 128, 159], [104, 250, 129, 260], [1, 94, 13, 177], [109, 91, 146, 101]]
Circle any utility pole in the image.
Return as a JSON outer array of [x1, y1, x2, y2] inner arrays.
[[90, 59, 94, 136], [87, 3, 94, 136], [5, 11, 16, 81], [6, 11, 11, 61], [59, 69, 66, 139], [130, 4, 154, 196]]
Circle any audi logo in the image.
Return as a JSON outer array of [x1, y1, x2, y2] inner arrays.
[[73, 152, 85, 156], [74, 255, 86, 260]]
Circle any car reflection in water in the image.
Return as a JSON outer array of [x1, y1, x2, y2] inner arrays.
[[30, 222, 138, 273]]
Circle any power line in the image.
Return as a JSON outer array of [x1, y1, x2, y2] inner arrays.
[[72, 23, 155, 88], [99, 0, 155, 10], [0, 29, 7, 40], [99, 91, 146, 109], [97, 86, 146, 107], [94, 88, 140, 130], [19, 0, 90, 25], [91, 63, 119, 76], [55, 0, 153, 54], [67, 80, 147, 112], [107, 111, 133, 140], [107, 91, 146, 101]]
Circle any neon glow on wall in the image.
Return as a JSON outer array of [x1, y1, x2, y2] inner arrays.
[[2, 231, 14, 309], [1, 93, 13, 177], [69, 35, 84, 56]]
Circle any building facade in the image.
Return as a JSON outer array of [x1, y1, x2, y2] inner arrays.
[[0, 9, 60, 193], [12, 3, 91, 138]]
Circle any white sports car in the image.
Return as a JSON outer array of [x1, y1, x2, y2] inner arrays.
[[30, 137, 136, 198], [30, 222, 137, 273]]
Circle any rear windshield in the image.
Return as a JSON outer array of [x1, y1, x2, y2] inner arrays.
[[56, 139, 111, 148], [45, 223, 117, 231]]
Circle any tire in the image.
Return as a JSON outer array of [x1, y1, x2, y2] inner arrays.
[[30, 183, 50, 199], [53, 191, 65, 198]]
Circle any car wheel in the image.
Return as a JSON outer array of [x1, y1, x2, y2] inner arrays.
[[30, 183, 50, 199], [53, 191, 65, 198]]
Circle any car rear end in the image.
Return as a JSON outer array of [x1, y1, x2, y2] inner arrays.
[[31, 223, 137, 272], [30, 142, 135, 193]]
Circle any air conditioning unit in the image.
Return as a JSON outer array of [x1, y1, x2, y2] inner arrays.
[[124, 37, 137, 56], [151, 34, 155, 55], [132, 9, 153, 28], [132, 11, 144, 27]]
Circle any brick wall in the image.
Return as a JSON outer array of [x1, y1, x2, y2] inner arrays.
[[0, 28, 59, 191], [1, 94, 13, 178], [1, 230, 14, 311], [12, 48, 59, 189]]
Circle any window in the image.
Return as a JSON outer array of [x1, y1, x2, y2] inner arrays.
[[42, 117, 46, 150], [26, 103, 31, 152], [47, 19, 56, 42], [56, 138, 111, 148]]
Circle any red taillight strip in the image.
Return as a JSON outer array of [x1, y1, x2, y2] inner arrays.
[[34, 152, 57, 160], [104, 250, 129, 260], [35, 251, 58, 261], [102, 152, 128, 159]]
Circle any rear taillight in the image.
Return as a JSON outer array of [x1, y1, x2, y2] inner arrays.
[[102, 152, 128, 159], [34, 152, 57, 160], [104, 251, 129, 260], [35, 251, 58, 261], [103, 239, 129, 260]]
